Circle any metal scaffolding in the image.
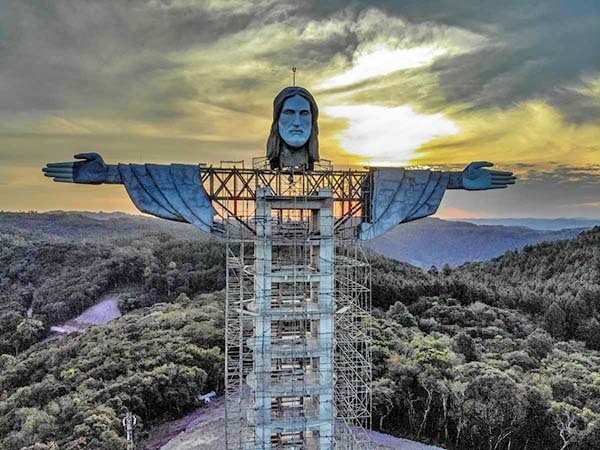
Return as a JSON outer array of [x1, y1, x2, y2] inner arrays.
[[199, 164, 373, 236], [224, 172, 375, 450]]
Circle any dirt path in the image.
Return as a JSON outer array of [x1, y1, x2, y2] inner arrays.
[[367, 429, 445, 450], [49, 294, 121, 334], [141, 397, 225, 450]]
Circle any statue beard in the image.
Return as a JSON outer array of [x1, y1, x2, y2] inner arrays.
[[267, 130, 318, 170]]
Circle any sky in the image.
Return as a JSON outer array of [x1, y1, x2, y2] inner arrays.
[[0, 0, 599, 218]]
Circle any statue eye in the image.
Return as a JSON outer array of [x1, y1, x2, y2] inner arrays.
[[283, 109, 294, 115], [300, 110, 310, 116]]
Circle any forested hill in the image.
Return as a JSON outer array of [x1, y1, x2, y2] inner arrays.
[[453, 228, 600, 343], [370, 227, 600, 345], [368, 217, 585, 268], [0, 211, 203, 241], [0, 215, 599, 449]]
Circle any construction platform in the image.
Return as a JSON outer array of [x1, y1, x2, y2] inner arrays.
[[224, 187, 373, 450]]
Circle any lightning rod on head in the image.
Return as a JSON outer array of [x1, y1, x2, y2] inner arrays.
[[292, 67, 296, 86]]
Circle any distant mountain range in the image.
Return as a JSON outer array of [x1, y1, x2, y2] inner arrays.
[[452, 217, 600, 230], [367, 217, 587, 268], [1, 211, 593, 269], [0, 210, 203, 241]]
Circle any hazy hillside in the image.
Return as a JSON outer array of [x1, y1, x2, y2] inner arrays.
[[1, 212, 587, 269], [0, 214, 599, 450], [368, 217, 584, 268], [457, 217, 600, 230], [0, 211, 205, 241]]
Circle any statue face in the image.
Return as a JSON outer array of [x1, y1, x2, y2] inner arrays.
[[278, 94, 312, 148]]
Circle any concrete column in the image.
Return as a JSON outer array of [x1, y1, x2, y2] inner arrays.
[[251, 188, 336, 450], [318, 188, 335, 449], [255, 187, 272, 449]]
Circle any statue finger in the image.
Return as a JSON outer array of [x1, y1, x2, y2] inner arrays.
[[46, 162, 75, 168], [491, 175, 516, 181], [43, 167, 73, 175], [492, 179, 516, 185], [54, 177, 74, 183], [491, 172, 516, 178], [489, 185, 508, 189], [489, 170, 513, 176], [44, 171, 74, 178], [44, 170, 71, 176], [44, 173, 74, 181]]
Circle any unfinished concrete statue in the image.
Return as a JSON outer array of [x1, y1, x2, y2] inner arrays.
[[43, 86, 515, 240]]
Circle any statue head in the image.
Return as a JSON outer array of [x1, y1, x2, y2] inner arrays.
[[267, 86, 319, 169]]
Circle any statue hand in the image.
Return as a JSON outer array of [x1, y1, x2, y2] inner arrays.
[[462, 161, 516, 190], [43, 153, 108, 184]]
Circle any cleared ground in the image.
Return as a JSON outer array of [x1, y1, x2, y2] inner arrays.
[[49, 295, 121, 334], [141, 398, 444, 450]]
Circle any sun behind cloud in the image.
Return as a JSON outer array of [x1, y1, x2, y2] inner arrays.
[[323, 104, 459, 165]]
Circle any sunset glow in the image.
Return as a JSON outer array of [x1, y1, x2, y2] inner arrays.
[[1, 1, 599, 218]]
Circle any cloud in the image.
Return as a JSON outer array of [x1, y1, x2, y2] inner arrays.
[[0, 0, 285, 116], [416, 1, 600, 122], [317, 45, 448, 89], [313, 8, 486, 90], [1, 0, 599, 218], [573, 201, 600, 207], [323, 104, 459, 164], [412, 101, 600, 170], [522, 164, 600, 186]]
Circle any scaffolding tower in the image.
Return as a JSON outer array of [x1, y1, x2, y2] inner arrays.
[[224, 177, 374, 449]]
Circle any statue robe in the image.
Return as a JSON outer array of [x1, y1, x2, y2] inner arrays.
[[117, 164, 215, 233], [116, 165, 448, 240], [359, 168, 449, 240]]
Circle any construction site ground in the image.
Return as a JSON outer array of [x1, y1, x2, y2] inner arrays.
[[141, 396, 445, 450]]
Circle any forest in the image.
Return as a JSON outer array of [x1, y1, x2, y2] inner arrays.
[[0, 212, 598, 450]]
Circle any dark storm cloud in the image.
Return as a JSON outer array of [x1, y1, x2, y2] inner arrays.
[[549, 83, 600, 124], [2, 0, 599, 128], [407, 0, 600, 122], [308, 0, 600, 122], [524, 164, 600, 185], [0, 0, 279, 116]]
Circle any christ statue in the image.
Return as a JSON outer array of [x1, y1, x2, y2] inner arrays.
[[43, 86, 516, 239]]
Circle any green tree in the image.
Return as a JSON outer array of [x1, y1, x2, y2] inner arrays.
[[464, 371, 529, 450], [14, 319, 45, 353], [544, 302, 567, 340], [387, 301, 417, 327], [372, 378, 396, 430], [453, 332, 480, 362]]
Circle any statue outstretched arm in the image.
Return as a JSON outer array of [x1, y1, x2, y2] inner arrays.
[[360, 161, 516, 240], [43, 153, 215, 233], [446, 161, 516, 190]]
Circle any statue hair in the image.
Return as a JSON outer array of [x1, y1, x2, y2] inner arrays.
[[266, 86, 319, 169]]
